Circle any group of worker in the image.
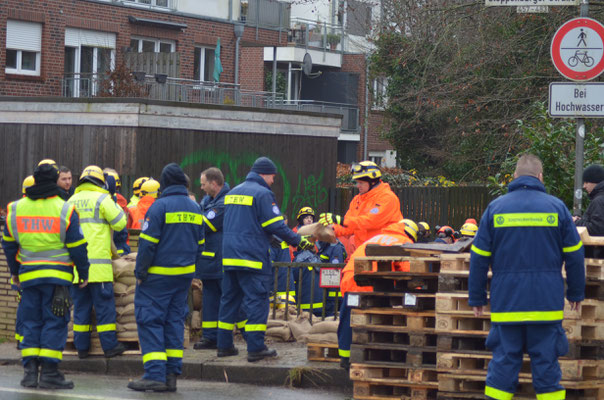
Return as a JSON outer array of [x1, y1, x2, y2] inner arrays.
[[2, 155, 585, 398]]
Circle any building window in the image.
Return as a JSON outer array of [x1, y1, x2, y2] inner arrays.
[[64, 28, 116, 97], [193, 47, 216, 81], [130, 37, 175, 53], [372, 76, 389, 109], [125, 0, 171, 7], [5, 20, 42, 76]]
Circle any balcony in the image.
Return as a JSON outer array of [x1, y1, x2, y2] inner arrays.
[[241, 0, 290, 31], [61, 73, 359, 132]]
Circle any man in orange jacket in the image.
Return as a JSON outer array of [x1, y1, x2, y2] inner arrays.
[[337, 219, 416, 371], [128, 179, 160, 230], [319, 161, 402, 256]]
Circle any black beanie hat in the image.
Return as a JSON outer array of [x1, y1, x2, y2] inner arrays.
[[250, 157, 277, 175], [33, 163, 59, 184], [583, 165, 604, 184]]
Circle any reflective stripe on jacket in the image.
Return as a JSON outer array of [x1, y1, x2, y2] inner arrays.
[[469, 175, 585, 324], [69, 182, 126, 282]]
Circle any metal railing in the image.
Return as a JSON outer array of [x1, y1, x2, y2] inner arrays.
[[61, 74, 359, 131], [288, 17, 345, 53], [242, 0, 290, 31], [271, 262, 345, 324], [273, 100, 359, 132]]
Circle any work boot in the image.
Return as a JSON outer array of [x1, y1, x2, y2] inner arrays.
[[104, 342, 126, 358], [20, 358, 39, 388], [340, 356, 350, 372], [247, 346, 277, 362], [166, 373, 177, 392], [127, 378, 168, 392], [217, 347, 239, 357], [193, 338, 217, 350], [38, 361, 74, 389], [77, 349, 89, 359]]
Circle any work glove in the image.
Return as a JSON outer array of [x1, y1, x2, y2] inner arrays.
[[298, 235, 315, 251], [319, 213, 343, 226], [51, 285, 72, 317]]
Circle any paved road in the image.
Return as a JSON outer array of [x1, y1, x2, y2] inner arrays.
[[0, 365, 349, 400]]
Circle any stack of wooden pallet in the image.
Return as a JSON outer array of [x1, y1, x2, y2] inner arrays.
[[349, 244, 604, 400], [349, 250, 442, 400]]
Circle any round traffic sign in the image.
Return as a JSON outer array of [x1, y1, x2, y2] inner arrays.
[[551, 17, 604, 81]]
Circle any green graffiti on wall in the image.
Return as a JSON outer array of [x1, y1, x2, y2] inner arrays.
[[179, 150, 330, 219], [179, 150, 291, 212]]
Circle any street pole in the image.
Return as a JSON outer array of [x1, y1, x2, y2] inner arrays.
[[574, 0, 589, 216]]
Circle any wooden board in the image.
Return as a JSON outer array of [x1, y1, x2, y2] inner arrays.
[[353, 330, 438, 348], [353, 380, 438, 400], [350, 363, 439, 385], [306, 342, 340, 363], [354, 272, 439, 293], [351, 344, 437, 368], [354, 256, 441, 274], [354, 292, 436, 311], [351, 309, 436, 332]]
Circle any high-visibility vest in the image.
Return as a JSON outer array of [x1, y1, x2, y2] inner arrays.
[[6, 196, 75, 285], [68, 183, 126, 282]]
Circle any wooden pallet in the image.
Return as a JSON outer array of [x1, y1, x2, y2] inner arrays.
[[351, 308, 436, 332], [435, 312, 491, 334], [354, 330, 438, 348], [437, 387, 603, 400], [439, 253, 470, 272], [564, 319, 604, 341], [564, 298, 604, 320], [435, 293, 491, 314], [64, 337, 141, 356], [585, 258, 604, 280], [437, 272, 491, 293], [355, 256, 441, 274], [353, 380, 438, 400], [354, 291, 436, 311], [354, 271, 439, 293], [306, 342, 340, 363], [436, 352, 604, 381], [350, 362, 439, 385], [436, 333, 488, 354], [566, 339, 604, 360], [438, 373, 604, 398], [350, 343, 437, 367]]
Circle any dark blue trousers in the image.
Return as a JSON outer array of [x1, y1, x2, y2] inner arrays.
[[20, 284, 69, 365], [217, 270, 269, 353], [135, 275, 191, 382], [201, 278, 222, 342], [336, 293, 351, 359], [485, 323, 568, 399], [70, 282, 119, 352]]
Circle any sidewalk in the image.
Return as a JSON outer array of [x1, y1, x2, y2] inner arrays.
[[0, 338, 352, 394]]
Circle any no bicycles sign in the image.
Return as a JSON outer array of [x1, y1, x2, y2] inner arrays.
[[551, 18, 604, 81]]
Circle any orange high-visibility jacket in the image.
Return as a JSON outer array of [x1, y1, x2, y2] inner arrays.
[[128, 195, 155, 230], [334, 182, 402, 254], [340, 220, 412, 295]]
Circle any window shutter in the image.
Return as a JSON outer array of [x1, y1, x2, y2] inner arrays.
[[65, 28, 116, 49], [6, 20, 42, 51]]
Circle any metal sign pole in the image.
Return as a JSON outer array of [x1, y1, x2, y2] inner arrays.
[[574, 0, 589, 216]]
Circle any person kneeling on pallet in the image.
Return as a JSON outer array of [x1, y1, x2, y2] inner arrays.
[[2, 162, 90, 389], [336, 218, 417, 371]]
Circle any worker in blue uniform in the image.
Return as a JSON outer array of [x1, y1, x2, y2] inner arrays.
[[270, 234, 296, 307], [127, 163, 204, 393], [469, 154, 585, 400], [2, 162, 90, 389], [193, 167, 229, 350], [318, 240, 346, 316], [217, 157, 314, 362]]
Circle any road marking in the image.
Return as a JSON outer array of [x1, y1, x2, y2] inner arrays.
[[0, 386, 139, 400]]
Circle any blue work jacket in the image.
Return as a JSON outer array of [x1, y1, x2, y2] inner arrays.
[[469, 175, 585, 324], [197, 183, 230, 279], [222, 172, 301, 275], [135, 185, 204, 281]]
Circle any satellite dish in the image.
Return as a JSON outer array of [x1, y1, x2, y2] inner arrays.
[[302, 53, 312, 76]]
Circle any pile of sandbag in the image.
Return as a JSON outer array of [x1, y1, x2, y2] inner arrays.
[[298, 317, 339, 344], [190, 279, 202, 330], [264, 305, 338, 344], [112, 253, 138, 340]]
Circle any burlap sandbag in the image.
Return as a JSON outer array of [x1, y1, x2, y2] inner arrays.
[[112, 258, 134, 279], [267, 319, 288, 328], [190, 311, 201, 329], [288, 314, 312, 341], [303, 332, 338, 344], [117, 331, 138, 340], [124, 252, 137, 262], [308, 320, 339, 334], [114, 282, 129, 296], [117, 276, 137, 286], [115, 293, 135, 307], [118, 303, 135, 318], [266, 326, 293, 342], [118, 313, 136, 324], [297, 223, 337, 244]]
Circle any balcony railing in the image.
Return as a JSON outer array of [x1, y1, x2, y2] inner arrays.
[[288, 17, 345, 53], [62, 73, 359, 131], [241, 0, 290, 31]]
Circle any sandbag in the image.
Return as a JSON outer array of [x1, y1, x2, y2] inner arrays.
[[113, 282, 129, 296], [308, 320, 338, 334], [267, 319, 288, 328], [288, 315, 312, 341], [297, 222, 337, 244], [112, 258, 134, 279], [266, 326, 293, 342], [117, 331, 138, 340], [117, 276, 137, 286], [190, 311, 201, 329], [118, 313, 136, 324], [115, 293, 135, 307], [118, 303, 135, 317], [302, 332, 338, 344]]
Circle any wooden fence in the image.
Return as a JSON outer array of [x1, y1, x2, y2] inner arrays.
[[329, 186, 494, 230]]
